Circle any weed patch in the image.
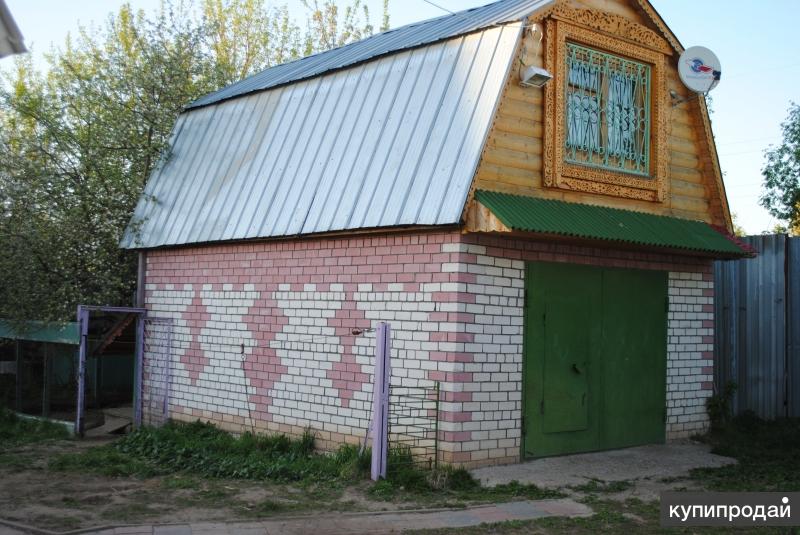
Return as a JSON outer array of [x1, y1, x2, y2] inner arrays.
[[368, 447, 562, 505], [0, 407, 69, 448], [690, 413, 800, 491], [570, 478, 633, 494], [50, 420, 370, 483]]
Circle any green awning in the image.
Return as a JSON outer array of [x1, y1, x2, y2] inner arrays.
[[475, 190, 752, 258], [0, 320, 80, 345]]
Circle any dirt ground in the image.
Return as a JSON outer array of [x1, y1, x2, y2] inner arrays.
[[0, 439, 401, 532]]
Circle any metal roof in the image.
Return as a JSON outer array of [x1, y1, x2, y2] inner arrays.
[[122, 23, 522, 249], [475, 190, 752, 257], [0, 320, 79, 345], [188, 0, 550, 109], [0, 0, 25, 58]]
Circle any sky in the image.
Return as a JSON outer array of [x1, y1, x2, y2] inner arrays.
[[6, 0, 800, 234]]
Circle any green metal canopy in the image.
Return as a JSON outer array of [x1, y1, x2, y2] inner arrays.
[[0, 320, 80, 345], [474, 190, 752, 257]]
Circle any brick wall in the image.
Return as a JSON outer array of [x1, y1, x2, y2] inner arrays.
[[144, 230, 714, 467], [144, 231, 473, 452], [666, 272, 715, 438]]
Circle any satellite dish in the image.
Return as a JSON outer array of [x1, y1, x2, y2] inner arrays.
[[678, 46, 721, 93]]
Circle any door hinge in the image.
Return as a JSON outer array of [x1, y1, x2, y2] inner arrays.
[[540, 399, 545, 415], [524, 289, 528, 307], [665, 296, 670, 313]]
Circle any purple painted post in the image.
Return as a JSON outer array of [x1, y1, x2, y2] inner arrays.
[[371, 322, 391, 481], [75, 306, 90, 436], [133, 315, 145, 427]]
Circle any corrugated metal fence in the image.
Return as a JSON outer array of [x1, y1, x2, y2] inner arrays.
[[714, 234, 800, 419]]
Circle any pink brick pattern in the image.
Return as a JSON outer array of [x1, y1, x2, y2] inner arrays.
[[143, 230, 714, 466]]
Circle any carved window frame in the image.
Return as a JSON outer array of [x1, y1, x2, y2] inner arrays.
[[543, 18, 669, 202]]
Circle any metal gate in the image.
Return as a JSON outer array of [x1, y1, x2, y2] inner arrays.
[[138, 317, 174, 427], [75, 306, 176, 434]]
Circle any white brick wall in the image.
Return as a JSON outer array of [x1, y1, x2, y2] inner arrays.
[[666, 272, 714, 438], [143, 235, 714, 466]]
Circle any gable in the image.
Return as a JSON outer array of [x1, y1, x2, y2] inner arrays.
[[467, 0, 732, 231], [122, 24, 522, 249]]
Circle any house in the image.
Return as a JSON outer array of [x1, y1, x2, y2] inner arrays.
[[122, 0, 751, 467], [0, 0, 25, 58]]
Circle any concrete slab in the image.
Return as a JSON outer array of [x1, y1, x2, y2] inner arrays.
[[470, 442, 736, 500], [57, 499, 592, 534]]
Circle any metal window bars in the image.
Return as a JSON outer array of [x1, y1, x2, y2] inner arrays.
[[565, 42, 651, 176]]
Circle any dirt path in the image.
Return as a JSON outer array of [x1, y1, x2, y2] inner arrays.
[[0, 440, 400, 532]]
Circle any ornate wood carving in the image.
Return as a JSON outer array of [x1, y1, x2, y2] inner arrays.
[[550, 5, 673, 55], [543, 18, 669, 203], [631, 0, 683, 54]]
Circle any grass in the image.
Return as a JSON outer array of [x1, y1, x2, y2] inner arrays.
[[690, 412, 800, 491], [367, 446, 563, 505], [49, 420, 559, 508], [0, 406, 70, 448], [570, 478, 633, 494], [50, 420, 371, 483]]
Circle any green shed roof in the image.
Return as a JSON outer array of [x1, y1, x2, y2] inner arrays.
[[0, 320, 80, 345], [474, 190, 751, 258]]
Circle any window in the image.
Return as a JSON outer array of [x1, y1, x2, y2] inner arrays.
[[565, 43, 651, 177], [543, 19, 668, 203]]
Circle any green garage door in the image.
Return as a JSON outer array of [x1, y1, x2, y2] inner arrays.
[[523, 262, 667, 458]]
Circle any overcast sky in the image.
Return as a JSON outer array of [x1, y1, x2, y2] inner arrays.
[[6, 0, 800, 234]]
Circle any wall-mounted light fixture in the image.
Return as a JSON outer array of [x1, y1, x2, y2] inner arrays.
[[520, 65, 552, 88], [518, 23, 551, 88]]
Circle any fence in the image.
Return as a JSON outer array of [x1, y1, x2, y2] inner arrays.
[[0, 321, 80, 424], [133, 316, 440, 479], [714, 234, 800, 419], [387, 382, 440, 470], [139, 317, 175, 427]]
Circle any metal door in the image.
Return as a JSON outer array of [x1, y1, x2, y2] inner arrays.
[[523, 263, 667, 458]]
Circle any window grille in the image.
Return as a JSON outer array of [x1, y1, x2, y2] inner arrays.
[[565, 42, 651, 177]]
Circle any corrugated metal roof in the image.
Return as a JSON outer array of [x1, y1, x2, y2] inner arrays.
[[188, 0, 550, 109], [475, 190, 751, 257], [122, 23, 522, 249], [0, 0, 26, 58]]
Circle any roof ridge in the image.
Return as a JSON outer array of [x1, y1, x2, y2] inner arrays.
[[187, 0, 544, 109]]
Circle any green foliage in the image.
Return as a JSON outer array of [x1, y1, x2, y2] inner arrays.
[[705, 381, 737, 430], [692, 413, 800, 491], [0, 406, 70, 447], [50, 420, 371, 482], [0, 0, 389, 323], [761, 102, 800, 234]]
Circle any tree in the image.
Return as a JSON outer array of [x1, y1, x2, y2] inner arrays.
[[0, 0, 388, 323], [730, 213, 746, 237], [760, 102, 800, 234]]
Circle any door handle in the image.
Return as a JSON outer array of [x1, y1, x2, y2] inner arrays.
[[571, 363, 582, 374]]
